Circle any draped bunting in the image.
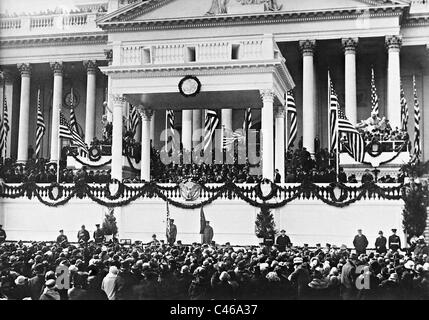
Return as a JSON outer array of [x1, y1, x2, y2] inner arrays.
[[0, 180, 404, 210]]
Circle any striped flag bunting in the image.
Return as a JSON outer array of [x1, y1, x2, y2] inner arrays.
[[338, 108, 366, 163], [203, 109, 219, 152], [370, 67, 379, 116], [242, 108, 253, 131], [129, 105, 141, 137], [69, 88, 79, 133], [0, 85, 9, 157], [60, 112, 88, 152], [329, 79, 339, 154], [412, 75, 421, 163], [286, 90, 297, 150], [35, 89, 45, 158]]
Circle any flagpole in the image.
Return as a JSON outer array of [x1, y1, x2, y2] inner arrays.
[[165, 110, 168, 152], [327, 71, 331, 165]]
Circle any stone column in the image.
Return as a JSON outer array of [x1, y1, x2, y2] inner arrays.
[[192, 109, 202, 150], [182, 110, 193, 151], [84, 60, 97, 145], [17, 63, 32, 162], [299, 40, 316, 154], [275, 106, 285, 183], [49, 62, 63, 162], [342, 38, 358, 125], [104, 49, 113, 123], [386, 35, 402, 130], [260, 89, 275, 181], [138, 108, 153, 182], [2, 70, 14, 158], [111, 95, 125, 181], [221, 109, 233, 132]]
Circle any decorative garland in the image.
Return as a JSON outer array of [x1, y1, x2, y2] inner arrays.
[[71, 154, 112, 169], [0, 180, 404, 209]]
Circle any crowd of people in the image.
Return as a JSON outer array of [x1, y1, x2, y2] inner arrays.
[[0, 159, 111, 184], [0, 228, 428, 300]]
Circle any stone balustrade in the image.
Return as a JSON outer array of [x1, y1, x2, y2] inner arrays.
[[120, 38, 271, 66], [0, 12, 104, 37]]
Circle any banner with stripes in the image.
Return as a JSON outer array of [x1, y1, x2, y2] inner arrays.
[[286, 90, 297, 150], [242, 108, 253, 132], [400, 82, 409, 133], [69, 88, 79, 133], [129, 105, 140, 137], [412, 75, 421, 163], [203, 109, 219, 152], [35, 89, 45, 158], [338, 108, 366, 163], [370, 67, 379, 116], [60, 112, 88, 153], [0, 85, 9, 157], [329, 77, 339, 154]]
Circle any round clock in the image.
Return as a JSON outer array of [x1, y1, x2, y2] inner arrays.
[[63, 90, 80, 109], [179, 76, 201, 97]]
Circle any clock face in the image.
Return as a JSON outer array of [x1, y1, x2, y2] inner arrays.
[[63, 91, 80, 109], [179, 76, 201, 97]]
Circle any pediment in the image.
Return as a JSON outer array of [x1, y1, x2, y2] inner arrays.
[[97, 0, 409, 25]]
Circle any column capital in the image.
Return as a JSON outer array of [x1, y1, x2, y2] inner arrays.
[[342, 38, 358, 54], [17, 63, 31, 77], [385, 35, 402, 52], [274, 106, 286, 118], [137, 107, 153, 121], [83, 60, 98, 74], [104, 49, 113, 65], [111, 94, 126, 106], [50, 62, 63, 75], [299, 40, 316, 56], [260, 89, 275, 101]]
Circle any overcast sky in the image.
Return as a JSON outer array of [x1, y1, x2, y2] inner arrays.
[[0, 0, 78, 14]]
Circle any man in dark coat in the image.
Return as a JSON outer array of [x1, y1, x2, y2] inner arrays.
[[77, 225, 90, 243], [340, 253, 357, 300], [167, 219, 177, 245], [28, 264, 46, 300], [388, 229, 401, 252], [0, 224, 6, 243], [93, 224, 104, 244], [276, 230, 291, 252], [56, 229, 68, 247], [353, 229, 368, 255], [375, 230, 387, 254], [202, 221, 214, 244]]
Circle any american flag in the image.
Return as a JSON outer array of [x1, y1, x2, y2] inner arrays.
[[69, 88, 78, 133], [286, 90, 297, 150], [129, 105, 140, 137], [329, 79, 339, 154], [338, 108, 366, 163], [242, 108, 253, 131], [165, 201, 170, 240], [0, 86, 9, 157], [412, 75, 421, 163], [35, 89, 45, 158], [370, 67, 379, 116], [203, 109, 219, 152], [400, 83, 409, 132], [60, 112, 88, 152]]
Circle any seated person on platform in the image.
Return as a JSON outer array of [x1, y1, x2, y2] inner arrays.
[[356, 111, 381, 131]]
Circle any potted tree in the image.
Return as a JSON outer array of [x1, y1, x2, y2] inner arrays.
[[255, 206, 277, 246], [102, 208, 118, 242]]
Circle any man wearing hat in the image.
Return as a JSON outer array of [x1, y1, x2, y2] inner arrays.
[[275, 230, 291, 252], [340, 253, 357, 300], [202, 221, 214, 244], [0, 224, 6, 243], [77, 225, 90, 243], [167, 219, 177, 246], [93, 224, 104, 244], [56, 229, 68, 247], [388, 229, 401, 252], [353, 229, 369, 256], [375, 231, 387, 254]]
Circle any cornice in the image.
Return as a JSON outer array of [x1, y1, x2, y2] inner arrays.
[[98, 5, 406, 32], [402, 13, 429, 27], [0, 33, 108, 48]]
